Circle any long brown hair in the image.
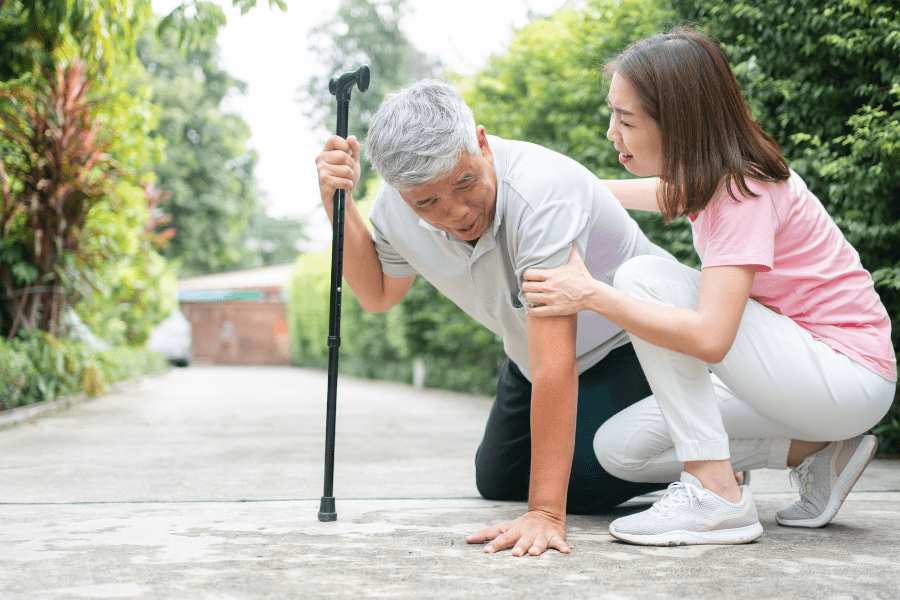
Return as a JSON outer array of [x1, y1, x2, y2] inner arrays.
[[607, 26, 790, 223]]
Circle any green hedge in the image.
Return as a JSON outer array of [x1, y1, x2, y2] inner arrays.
[[0, 333, 170, 411]]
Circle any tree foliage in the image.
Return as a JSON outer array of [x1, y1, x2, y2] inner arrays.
[[141, 1, 310, 275], [0, 0, 303, 408], [670, 1, 899, 159], [461, 0, 671, 178], [0, 0, 147, 82], [241, 208, 309, 268], [137, 25, 263, 276], [156, 0, 286, 50]]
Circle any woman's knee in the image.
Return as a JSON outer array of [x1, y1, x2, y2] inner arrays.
[[593, 418, 640, 481], [613, 255, 673, 298], [593, 407, 674, 483]]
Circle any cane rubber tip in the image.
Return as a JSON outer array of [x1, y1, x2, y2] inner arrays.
[[318, 496, 337, 521]]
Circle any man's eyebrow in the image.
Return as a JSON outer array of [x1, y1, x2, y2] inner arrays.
[[455, 174, 474, 185], [606, 96, 634, 116]]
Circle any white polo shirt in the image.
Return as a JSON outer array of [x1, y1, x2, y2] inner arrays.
[[369, 136, 673, 381]]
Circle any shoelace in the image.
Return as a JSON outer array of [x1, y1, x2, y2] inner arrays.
[[651, 480, 710, 514], [789, 457, 815, 495]]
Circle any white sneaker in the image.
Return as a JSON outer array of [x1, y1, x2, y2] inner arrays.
[[776, 434, 878, 528], [609, 472, 763, 546]]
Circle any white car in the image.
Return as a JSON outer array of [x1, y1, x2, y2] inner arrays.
[[148, 309, 192, 367]]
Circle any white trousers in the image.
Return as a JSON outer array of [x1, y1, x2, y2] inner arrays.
[[595, 256, 895, 483]]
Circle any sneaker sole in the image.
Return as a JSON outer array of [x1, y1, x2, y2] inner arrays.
[[609, 521, 763, 546], [775, 435, 878, 528]]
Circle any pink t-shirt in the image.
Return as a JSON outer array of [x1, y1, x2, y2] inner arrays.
[[691, 171, 896, 381]]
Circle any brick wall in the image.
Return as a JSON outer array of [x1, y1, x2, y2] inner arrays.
[[181, 301, 291, 365]]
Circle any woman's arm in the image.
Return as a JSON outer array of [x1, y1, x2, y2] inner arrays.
[[601, 177, 662, 212], [522, 246, 755, 363]]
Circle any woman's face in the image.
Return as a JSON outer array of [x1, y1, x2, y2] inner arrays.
[[606, 72, 663, 177]]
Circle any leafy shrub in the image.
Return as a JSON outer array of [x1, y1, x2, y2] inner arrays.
[[97, 345, 170, 386], [0, 337, 37, 409], [7, 332, 97, 406], [0, 333, 169, 412], [288, 230, 411, 386]]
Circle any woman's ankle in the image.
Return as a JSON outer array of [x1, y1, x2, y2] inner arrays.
[[684, 459, 742, 503], [787, 440, 830, 468]]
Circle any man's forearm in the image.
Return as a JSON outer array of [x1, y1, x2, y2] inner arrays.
[[528, 369, 577, 519], [525, 313, 579, 521]]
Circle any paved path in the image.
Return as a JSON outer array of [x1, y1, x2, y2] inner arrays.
[[0, 366, 898, 599]]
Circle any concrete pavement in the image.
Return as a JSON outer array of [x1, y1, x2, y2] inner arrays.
[[0, 366, 898, 599]]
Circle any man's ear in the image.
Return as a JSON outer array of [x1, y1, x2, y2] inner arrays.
[[476, 125, 493, 161]]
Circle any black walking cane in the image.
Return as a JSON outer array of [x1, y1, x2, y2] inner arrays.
[[318, 65, 370, 522]]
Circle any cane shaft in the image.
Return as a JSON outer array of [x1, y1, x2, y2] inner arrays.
[[319, 96, 350, 522], [322, 186, 344, 497], [319, 65, 368, 523]]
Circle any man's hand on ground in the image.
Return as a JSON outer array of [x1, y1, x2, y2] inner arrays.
[[466, 510, 569, 556]]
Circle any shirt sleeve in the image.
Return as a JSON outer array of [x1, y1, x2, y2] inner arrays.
[[513, 200, 591, 304], [369, 192, 419, 278], [700, 188, 776, 272]]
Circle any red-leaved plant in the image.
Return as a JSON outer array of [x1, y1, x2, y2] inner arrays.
[[0, 58, 118, 338]]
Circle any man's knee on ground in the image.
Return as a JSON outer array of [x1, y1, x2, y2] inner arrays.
[[475, 471, 528, 502], [474, 457, 528, 501]]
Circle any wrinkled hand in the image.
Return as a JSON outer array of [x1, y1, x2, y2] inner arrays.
[[522, 245, 595, 317], [315, 134, 361, 210], [466, 511, 569, 556]]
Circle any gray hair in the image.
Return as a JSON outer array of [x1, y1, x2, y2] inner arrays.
[[366, 80, 479, 191]]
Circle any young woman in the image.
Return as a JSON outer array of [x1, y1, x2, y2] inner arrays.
[[521, 27, 896, 546]]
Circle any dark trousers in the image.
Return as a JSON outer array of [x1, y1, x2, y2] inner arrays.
[[475, 343, 666, 514]]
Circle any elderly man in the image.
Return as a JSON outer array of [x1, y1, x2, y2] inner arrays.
[[315, 79, 673, 556]]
